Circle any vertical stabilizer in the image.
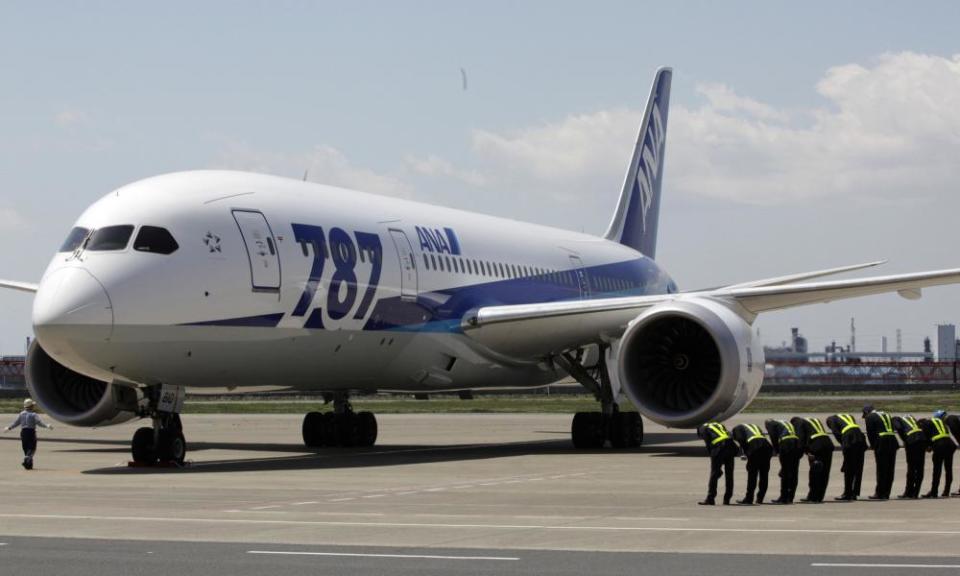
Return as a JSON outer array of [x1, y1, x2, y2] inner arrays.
[[604, 67, 672, 258]]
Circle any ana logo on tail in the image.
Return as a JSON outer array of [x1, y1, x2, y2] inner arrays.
[[637, 100, 665, 231]]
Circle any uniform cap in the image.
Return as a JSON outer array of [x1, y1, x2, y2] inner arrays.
[[23, 398, 35, 409], [934, 409, 947, 419], [862, 404, 874, 417]]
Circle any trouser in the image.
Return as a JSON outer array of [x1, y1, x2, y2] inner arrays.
[[20, 428, 37, 466], [744, 444, 772, 503], [873, 436, 899, 498], [903, 441, 927, 498], [928, 440, 956, 496], [841, 443, 866, 498], [778, 442, 802, 502], [707, 442, 736, 503], [806, 444, 833, 502]]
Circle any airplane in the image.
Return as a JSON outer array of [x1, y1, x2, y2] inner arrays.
[[2, 67, 959, 465]]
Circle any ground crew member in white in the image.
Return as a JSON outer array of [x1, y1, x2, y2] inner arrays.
[[4, 398, 53, 469]]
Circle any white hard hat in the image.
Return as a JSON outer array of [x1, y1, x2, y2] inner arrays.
[[23, 398, 35, 409]]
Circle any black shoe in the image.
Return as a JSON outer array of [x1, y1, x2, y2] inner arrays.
[[722, 498, 732, 506], [834, 495, 853, 501], [922, 492, 938, 499], [943, 492, 951, 498], [896, 494, 911, 500], [736, 499, 754, 505], [21, 460, 28, 470], [24, 461, 33, 470], [800, 497, 812, 503], [698, 499, 715, 506], [868, 494, 887, 500]]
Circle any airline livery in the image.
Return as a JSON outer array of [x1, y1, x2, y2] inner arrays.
[[3, 67, 959, 465]]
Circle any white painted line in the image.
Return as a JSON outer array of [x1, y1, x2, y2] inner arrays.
[[395, 491, 418, 496], [292, 502, 318, 506], [6, 513, 960, 536], [328, 498, 355, 502], [250, 505, 281, 510], [812, 563, 960, 569], [362, 494, 387, 499], [247, 550, 519, 561]]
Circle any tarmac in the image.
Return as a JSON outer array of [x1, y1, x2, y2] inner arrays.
[[0, 413, 958, 572]]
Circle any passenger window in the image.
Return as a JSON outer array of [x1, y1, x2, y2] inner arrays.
[[59, 227, 90, 252], [87, 225, 135, 251], [133, 226, 179, 255]]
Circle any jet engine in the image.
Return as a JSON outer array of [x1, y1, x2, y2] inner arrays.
[[26, 341, 139, 427], [616, 298, 764, 428]]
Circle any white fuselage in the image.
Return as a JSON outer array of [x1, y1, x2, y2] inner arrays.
[[34, 170, 675, 394]]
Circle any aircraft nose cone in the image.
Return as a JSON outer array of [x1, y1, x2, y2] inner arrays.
[[33, 267, 114, 351]]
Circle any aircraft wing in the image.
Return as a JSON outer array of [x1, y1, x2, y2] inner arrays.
[[462, 267, 960, 358], [0, 279, 38, 293]]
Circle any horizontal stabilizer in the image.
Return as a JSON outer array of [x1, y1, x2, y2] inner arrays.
[[0, 279, 38, 293]]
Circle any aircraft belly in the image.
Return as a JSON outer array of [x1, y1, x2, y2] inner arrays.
[[102, 325, 560, 392]]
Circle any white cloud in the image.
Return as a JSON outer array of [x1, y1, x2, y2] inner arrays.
[[464, 52, 960, 207], [54, 110, 89, 126], [404, 154, 486, 187], [214, 143, 415, 199], [0, 208, 26, 231]]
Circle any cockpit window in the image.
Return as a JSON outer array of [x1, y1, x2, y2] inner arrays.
[[59, 227, 90, 252], [134, 226, 179, 255], [86, 225, 135, 251]]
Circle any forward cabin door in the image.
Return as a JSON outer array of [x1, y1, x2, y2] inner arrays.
[[389, 229, 418, 302], [569, 255, 591, 299], [232, 210, 281, 291]]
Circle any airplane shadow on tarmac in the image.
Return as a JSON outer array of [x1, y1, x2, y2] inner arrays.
[[2, 431, 699, 474]]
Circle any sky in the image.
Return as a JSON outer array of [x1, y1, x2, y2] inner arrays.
[[1, 1, 960, 356]]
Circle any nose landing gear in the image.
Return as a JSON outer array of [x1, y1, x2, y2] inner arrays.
[[130, 385, 188, 466]]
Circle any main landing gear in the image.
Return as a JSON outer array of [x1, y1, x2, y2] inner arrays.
[[302, 394, 378, 448], [555, 350, 643, 449], [130, 384, 188, 466]]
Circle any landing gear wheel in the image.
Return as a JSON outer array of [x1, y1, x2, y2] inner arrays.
[[335, 412, 359, 447], [571, 412, 606, 449], [157, 429, 187, 464], [131, 427, 156, 464], [609, 412, 643, 448], [302, 411, 325, 447], [321, 413, 337, 447], [356, 411, 378, 447]]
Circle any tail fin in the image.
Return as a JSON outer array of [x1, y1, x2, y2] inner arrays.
[[604, 67, 672, 258]]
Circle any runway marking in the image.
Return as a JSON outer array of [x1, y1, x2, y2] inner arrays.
[[812, 563, 960, 569], [292, 502, 318, 506], [250, 505, 282, 510], [7, 513, 960, 536], [328, 498, 355, 502], [362, 494, 387, 499], [247, 550, 519, 561]]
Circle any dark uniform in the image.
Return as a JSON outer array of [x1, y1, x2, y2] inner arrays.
[[765, 419, 802, 504], [892, 415, 927, 499], [864, 409, 899, 500], [732, 423, 773, 504], [946, 415, 960, 496], [791, 416, 834, 503], [919, 417, 956, 498], [826, 413, 867, 501], [697, 422, 737, 505]]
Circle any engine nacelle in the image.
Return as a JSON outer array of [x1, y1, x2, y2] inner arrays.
[[26, 341, 140, 427], [616, 298, 764, 428]]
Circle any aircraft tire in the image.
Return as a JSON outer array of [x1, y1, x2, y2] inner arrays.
[[320, 413, 337, 447], [609, 412, 643, 448], [131, 427, 156, 464], [335, 412, 359, 447], [157, 428, 187, 464], [302, 411, 325, 447], [571, 412, 605, 449], [356, 411, 378, 447]]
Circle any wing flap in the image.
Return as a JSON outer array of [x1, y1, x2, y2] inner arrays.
[[0, 279, 38, 293]]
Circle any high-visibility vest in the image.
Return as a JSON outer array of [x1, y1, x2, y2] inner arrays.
[[745, 424, 766, 443], [932, 417, 951, 442], [837, 413, 861, 435], [901, 415, 923, 436], [707, 423, 730, 445], [780, 421, 799, 441], [806, 417, 828, 439], [877, 411, 896, 437]]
